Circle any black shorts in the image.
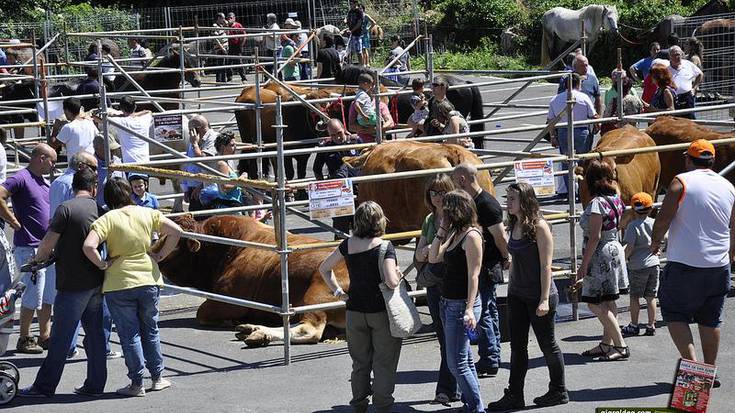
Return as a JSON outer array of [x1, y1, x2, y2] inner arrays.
[[659, 262, 730, 328]]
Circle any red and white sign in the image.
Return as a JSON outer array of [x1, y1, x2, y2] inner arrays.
[[308, 179, 355, 219]]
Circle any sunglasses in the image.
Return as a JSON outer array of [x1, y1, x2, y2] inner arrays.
[[429, 189, 446, 197]]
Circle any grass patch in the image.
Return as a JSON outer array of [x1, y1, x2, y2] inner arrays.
[[410, 41, 538, 72]]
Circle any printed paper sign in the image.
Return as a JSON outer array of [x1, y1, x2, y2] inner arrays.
[[153, 115, 184, 142], [670, 359, 716, 413], [308, 179, 355, 219], [514, 159, 556, 197]]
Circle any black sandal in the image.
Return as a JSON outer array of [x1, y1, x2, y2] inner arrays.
[[581, 343, 610, 357], [594, 345, 630, 361]]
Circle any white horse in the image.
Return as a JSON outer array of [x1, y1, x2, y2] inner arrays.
[[541, 4, 619, 65]]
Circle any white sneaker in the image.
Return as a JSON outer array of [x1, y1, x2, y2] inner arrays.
[[106, 351, 123, 360], [116, 383, 145, 397], [150, 377, 172, 391]]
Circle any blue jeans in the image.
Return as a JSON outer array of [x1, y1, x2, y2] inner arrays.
[[556, 126, 592, 194], [441, 297, 485, 413], [477, 266, 501, 369], [70, 297, 115, 355], [426, 286, 459, 398], [105, 285, 164, 386], [33, 287, 107, 395]]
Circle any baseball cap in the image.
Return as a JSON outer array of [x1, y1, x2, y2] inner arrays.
[[631, 192, 653, 211], [284, 18, 296, 28], [686, 139, 715, 160]]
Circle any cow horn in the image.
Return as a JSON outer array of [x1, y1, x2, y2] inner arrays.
[[188, 239, 201, 253]]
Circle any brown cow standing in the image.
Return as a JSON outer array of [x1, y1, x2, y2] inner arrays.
[[156, 214, 349, 347], [646, 116, 735, 191], [347, 141, 494, 234], [576, 125, 660, 229]]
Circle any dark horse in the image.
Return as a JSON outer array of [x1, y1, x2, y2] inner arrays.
[[335, 65, 486, 149]]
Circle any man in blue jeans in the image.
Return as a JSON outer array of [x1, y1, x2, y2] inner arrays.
[[18, 169, 108, 397], [453, 164, 510, 377]]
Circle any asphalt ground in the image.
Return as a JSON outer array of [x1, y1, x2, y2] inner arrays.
[[2, 73, 734, 411]]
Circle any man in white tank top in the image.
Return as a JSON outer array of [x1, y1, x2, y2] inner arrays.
[[651, 139, 735, 386]]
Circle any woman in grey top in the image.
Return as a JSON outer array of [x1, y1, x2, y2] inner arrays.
[[487, 183, 567, 411]]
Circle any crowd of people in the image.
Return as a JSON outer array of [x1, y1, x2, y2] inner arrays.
[[0, 13, 730, 412], [547, 40, 704, 199]]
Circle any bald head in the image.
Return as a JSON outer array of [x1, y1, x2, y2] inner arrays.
[[451, 163, 478, 192], [189, 114, 210, 131], [573, 54, 589, 76], [30, 143, 57, 175], [70, 151, 98, 171], [326, 118, 348, 143]]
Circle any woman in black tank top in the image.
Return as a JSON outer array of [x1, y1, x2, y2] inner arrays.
[[319, 201, 403, 412], [429, 190, 486, 412], [487, 183, 567, 411]]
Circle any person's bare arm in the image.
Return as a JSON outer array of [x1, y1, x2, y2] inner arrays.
[[381, 255, 401, 289], [0, 186, 20, 230], [34, 231, 61, 262], [150, 216, 183, 262], [651, 178, 682, 254], [489, 222, 510, 270], [693, 72, 704, 92], [577, 213, 602, 281], [415, 235, 429, 264], [83, 230, 107, 270], [463, 231, 483, 330], [535, 220, 553, 317], [318, 248, 349, 300]]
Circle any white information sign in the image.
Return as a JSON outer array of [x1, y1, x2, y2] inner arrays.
[[153, 114, 184, 142], [308, 179, 355, 219], [513, 159, 556, 197]]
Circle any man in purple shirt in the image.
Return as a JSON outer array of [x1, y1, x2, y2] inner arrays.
[[0, 144, 55, 353]]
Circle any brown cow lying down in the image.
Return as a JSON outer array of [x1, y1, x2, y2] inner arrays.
[[646, 116, 735, 191], [575, 125, 660, 230], [155, 214, 349, 347], [346, 141, 495, 234]]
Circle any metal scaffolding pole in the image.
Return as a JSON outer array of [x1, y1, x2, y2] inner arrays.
[[98, 39, 112, 179], [274, 96, 292, 365], [255, 49, 264, 180], [565, 72, 578, 321]]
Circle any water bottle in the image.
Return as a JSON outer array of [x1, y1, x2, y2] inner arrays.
[[463, 315, 478, 341]]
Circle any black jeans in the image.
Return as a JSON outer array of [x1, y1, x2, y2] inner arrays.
[[508, 294, 565, 396], [675, 91, 696, 119]]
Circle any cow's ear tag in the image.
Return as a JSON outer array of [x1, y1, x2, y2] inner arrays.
[[188, 239, 201, 252]]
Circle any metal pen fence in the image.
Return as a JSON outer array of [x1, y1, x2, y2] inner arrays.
[[672, 12, 735, 121]]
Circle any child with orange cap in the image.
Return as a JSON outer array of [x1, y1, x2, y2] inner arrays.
[[621, 192, 660, 336]]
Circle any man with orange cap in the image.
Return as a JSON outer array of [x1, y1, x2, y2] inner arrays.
[[621, 192, 660, 337], [651, 139, 735, 388]]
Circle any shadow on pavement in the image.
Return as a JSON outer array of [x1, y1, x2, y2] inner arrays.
[[569, 382, 671, 402], [561, 334, 603, 343]]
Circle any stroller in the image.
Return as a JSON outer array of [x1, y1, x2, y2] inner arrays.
[[0, 281, 25, 405]]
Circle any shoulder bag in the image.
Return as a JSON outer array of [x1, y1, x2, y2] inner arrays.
[[378, 240, 422, 338]]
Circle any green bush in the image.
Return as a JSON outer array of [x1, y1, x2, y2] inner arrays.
[[433, 0, 529, 47]]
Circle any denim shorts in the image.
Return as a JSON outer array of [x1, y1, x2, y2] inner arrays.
[[349, 35, 363, 53], [659, 262, 730, 328], [15, 246, 56, 309]]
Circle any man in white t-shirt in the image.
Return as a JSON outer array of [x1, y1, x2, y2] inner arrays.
[[548, 73, 598, 198], [667, 45, 703, 119], [651, 139, 734, 388], [53, 97, 97, 157], [182, 114, 218, 203], [108, 96, 153, 164]]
